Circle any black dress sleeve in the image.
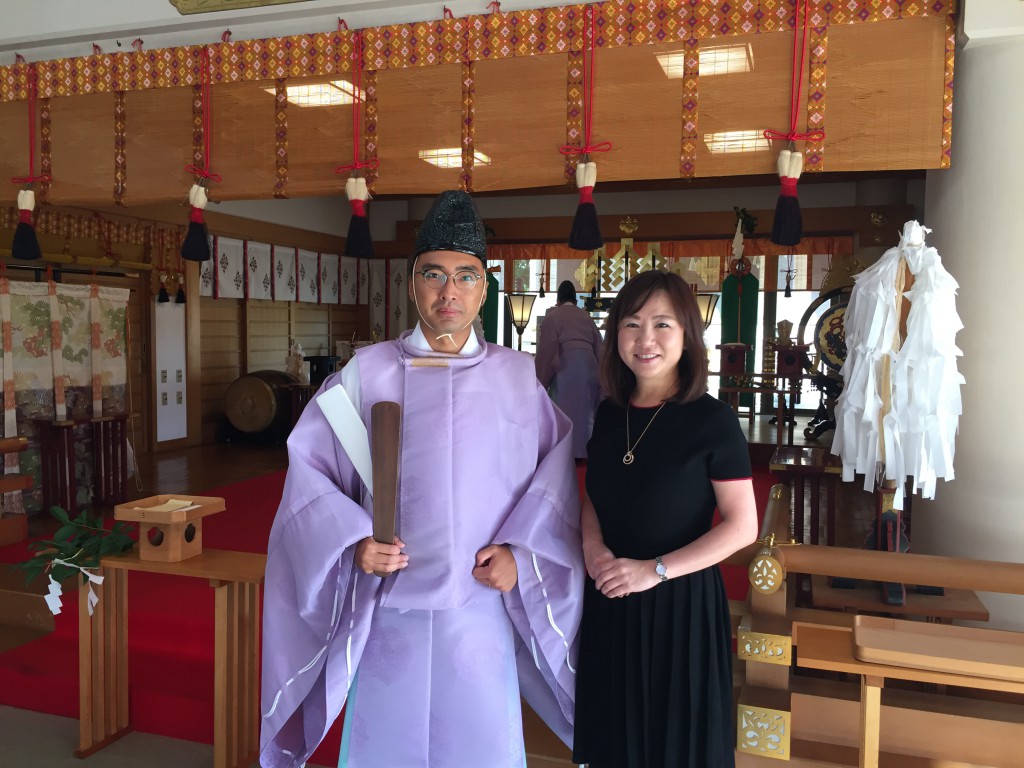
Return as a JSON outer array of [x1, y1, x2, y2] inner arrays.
[[705, 399, 753, 481]]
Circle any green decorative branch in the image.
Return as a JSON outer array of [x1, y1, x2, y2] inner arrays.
[[18, 506, 135, 585]]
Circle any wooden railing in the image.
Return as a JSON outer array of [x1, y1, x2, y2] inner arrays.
[[734, 482, 1024, 768]]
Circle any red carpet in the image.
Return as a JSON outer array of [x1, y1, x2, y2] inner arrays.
[[0, 465, 774, 763]]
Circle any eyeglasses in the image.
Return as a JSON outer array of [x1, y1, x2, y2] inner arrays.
[[415, 269, 483, 290]]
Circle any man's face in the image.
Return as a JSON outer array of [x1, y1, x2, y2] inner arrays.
[[409, 250, 487, 337]]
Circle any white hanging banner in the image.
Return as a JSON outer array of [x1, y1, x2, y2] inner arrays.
[[340, 256, 359, 305], [216, 237, 245, 299], [358, 258, 368, 304], [273, 246, 297, 302], [320, 253, 340, 305], [247, 242, 273, 300], [297, 249, 319, 303], [388, 259, 409, 339], [199, 249, 214, 297], [368, 259, 387, 341]]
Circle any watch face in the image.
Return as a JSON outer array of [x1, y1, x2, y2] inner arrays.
[[656, 562, 667, 577]]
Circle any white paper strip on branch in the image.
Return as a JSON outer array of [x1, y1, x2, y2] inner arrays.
[[216, 237, 245, 299], [320, 253, 340, 305], [199, 250, 214, 297], [368, 259, 387, 340], [358, 258, 368, 304], [831, 221, 964, 510], [388, 259, 409, 338], [273, 246, 297, 302], [297, 249, 319, 303], [246, 242, 273, 300], [340, 256, 359, 305]]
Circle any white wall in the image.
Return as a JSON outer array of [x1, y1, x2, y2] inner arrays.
[[216, 181, 864, 246], [217, 196, 407, 241], [410, 181, 860, 220], [963, 0, 1024, 42], [921, 34, 1024, 630]]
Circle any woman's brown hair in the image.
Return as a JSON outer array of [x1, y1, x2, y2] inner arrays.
[[599, 270, 709, 408]]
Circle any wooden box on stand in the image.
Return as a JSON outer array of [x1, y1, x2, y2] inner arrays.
[[114, 495, 226, 562]]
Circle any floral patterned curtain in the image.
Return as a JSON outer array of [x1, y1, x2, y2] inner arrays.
[[0, 277, 129, 515]]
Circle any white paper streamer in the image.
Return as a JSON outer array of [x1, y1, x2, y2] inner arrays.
[[831, 221, 964, 509], [46, 558, 105, 616]]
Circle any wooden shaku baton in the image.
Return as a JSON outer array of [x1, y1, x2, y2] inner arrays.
[[370, 401, 401, 578]]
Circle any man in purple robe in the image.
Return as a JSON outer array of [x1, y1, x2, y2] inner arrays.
[[260, 190, 584, 768], [535, 281, 604, 460]]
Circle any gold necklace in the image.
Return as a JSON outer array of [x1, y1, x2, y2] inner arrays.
[[623, 401, 668, 465]]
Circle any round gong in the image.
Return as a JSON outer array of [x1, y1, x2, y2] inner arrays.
[[225, 370, 298, 434]]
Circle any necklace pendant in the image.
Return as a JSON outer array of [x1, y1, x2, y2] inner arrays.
[[622, 451, 634, 465]]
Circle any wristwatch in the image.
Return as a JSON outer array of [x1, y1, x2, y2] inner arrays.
[[655, 556, 668, 582]]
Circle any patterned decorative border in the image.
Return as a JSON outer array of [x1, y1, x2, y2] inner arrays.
[[565, 50, 584, 184], [39, 98, 52, 204], [679, 37, 698, 179], [113, 91, 127, 205], [363, 70, 379, 190], [0, 1, 956, 102], [460, 61, 475, 192], [805, 24, 827, 171], [0, 207, 162, 245], [191, 84, 204, 171], [941, 14, 954, 168], [274, 78, 288, 198]]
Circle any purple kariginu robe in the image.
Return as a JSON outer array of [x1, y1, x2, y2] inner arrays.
[[260, 327, 583, 768]]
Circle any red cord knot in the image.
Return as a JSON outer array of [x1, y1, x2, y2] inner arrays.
[[183, 165, 222, 183], [558, 141, 612, 156]]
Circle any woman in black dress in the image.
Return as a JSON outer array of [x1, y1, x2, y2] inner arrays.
[[572, 270, 758, 768]]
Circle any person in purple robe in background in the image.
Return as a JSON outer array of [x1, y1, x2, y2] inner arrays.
[[260, 190, 584, 768], [535, 281, 604, 460]]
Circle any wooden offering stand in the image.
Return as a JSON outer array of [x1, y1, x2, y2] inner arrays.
[[114, 494, 226, 562], [82, 494, 264, 768]]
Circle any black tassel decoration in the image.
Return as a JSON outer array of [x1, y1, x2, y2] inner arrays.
[[12, 190, 42, 260], [157, 274, 170, 303], [770, 149, 803, 247], [568, 161, 603, 251], [175, 274, 186, 304], [181, 183, 212, 262], [344, 177, 375, 258]]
